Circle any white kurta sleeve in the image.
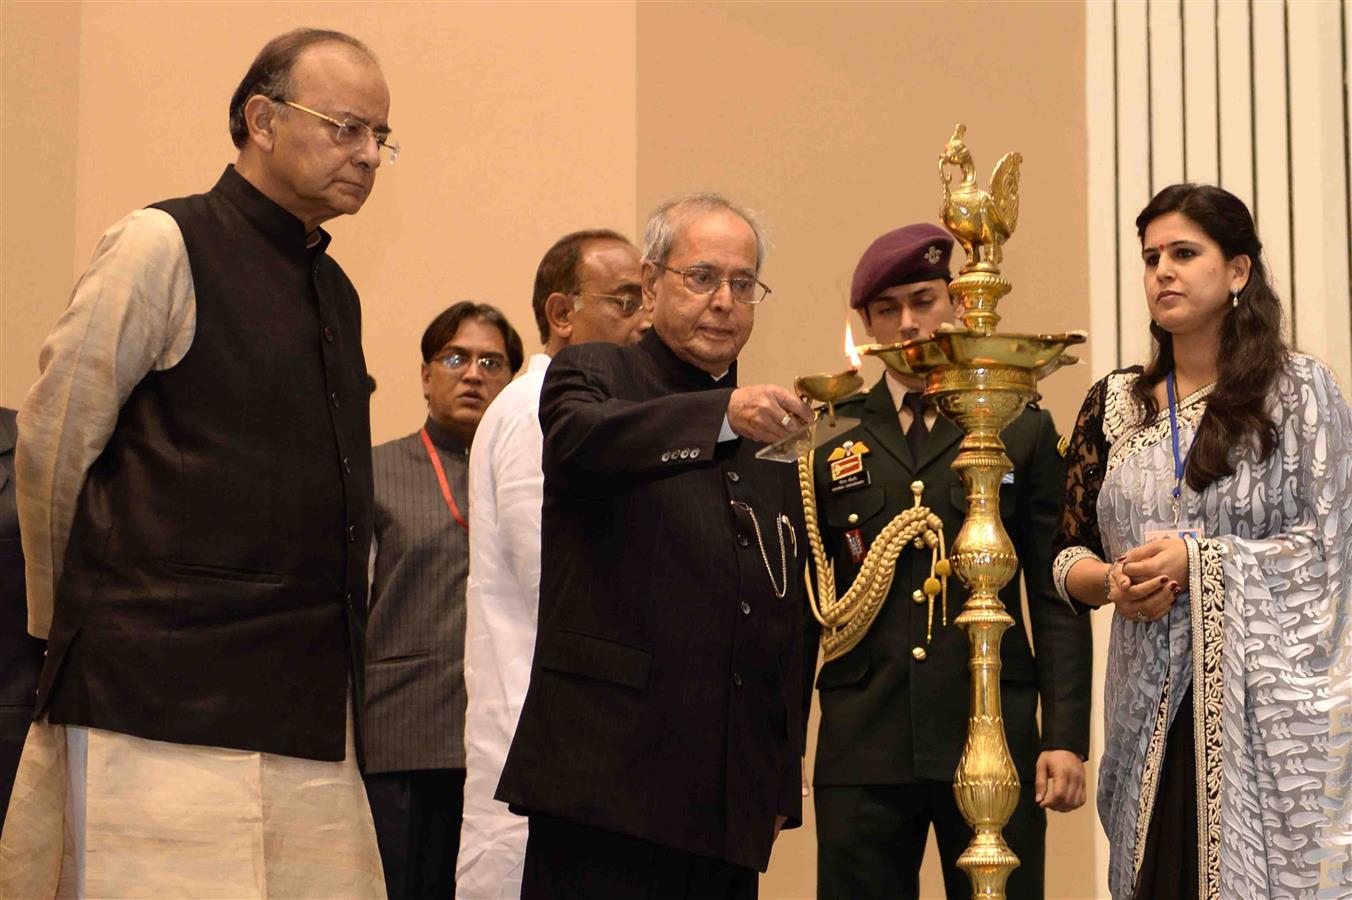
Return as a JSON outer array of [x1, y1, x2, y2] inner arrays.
[[16, 208, 196, 638], [488, 407, 546, 620]]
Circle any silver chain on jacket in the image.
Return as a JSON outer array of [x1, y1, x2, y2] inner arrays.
[[730, 500, 797, 599]]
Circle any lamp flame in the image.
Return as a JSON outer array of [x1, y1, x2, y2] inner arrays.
[[845, 321, 861, 369]]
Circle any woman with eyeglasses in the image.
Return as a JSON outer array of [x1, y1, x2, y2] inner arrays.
[[1052, 183, 1351, 899]]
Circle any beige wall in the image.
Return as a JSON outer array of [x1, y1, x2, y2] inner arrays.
[[2, 2, 1101, 897], [1, 1, 80, 409], [636, 1, 1092, 426]]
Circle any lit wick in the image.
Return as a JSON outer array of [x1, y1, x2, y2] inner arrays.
[[793, 320, 866, 430], [845, 320, 862, 371]]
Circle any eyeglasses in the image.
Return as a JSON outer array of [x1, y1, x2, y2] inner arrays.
[[279, 100, 400, 165], [570, 291, 649, 318], [659, 265, 771, 305], [435, 352, 511, 377]]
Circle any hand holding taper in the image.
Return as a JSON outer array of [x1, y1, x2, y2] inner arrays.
[[729, 385, 812, 443]]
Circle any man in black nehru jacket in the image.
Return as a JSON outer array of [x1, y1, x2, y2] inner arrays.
[[1, 28, 395, 897]]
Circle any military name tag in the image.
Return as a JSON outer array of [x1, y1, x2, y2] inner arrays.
[[829, 453, 870, 493], [830, 470, 871, 494]]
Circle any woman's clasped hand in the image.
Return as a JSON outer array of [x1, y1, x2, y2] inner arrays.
[[1106, 538, 1186, 623]]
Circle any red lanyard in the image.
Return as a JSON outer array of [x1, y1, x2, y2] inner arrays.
[[420, 427, 468, 531]]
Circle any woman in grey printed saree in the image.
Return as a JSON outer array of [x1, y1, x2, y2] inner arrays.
[[1052, 183, 1351, 900]]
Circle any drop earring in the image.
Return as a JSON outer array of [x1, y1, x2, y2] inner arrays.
[[1231, 291, 1239, 308]]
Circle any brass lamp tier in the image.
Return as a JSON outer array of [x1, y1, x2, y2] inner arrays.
[[863, 124, 1086, 899], [865, 331, 1084, 381], [795, 370, 864, 426]]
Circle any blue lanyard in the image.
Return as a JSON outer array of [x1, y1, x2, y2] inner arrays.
[[1165, 371, 1192, 501]]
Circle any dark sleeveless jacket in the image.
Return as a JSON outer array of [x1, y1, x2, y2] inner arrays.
[[34, 167, 374, 762]]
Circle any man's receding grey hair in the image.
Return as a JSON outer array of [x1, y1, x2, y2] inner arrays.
[[228, 29, 377, 149], [641, 193, 768, 272]]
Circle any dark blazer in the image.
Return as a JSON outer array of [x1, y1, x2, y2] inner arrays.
[[497, 330, 805, 873], [0, 408, 44, 829], [808, 377, 1091, 785]]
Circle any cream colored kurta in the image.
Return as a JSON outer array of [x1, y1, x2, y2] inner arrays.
[[1, 705, 383, 898], [0, 208, 383, 899]]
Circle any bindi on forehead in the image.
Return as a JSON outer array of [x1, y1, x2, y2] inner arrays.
[[1142, 238, 1202, 257]]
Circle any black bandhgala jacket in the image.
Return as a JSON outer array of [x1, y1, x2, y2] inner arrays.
[[497, 330, 805, 872]]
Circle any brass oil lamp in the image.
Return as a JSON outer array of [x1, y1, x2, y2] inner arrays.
[[863, 124, 1084, 898]]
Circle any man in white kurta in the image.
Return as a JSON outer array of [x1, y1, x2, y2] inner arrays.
[[0, 30, 393, 898], [457, 230, 646, 898]]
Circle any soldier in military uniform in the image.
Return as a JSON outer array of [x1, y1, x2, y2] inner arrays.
[[806, 224, 1092, 899]]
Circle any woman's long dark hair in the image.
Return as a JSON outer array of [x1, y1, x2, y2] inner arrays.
[[1131, 183, 1287, 491]]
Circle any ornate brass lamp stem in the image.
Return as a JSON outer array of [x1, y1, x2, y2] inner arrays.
[[934, 365, 1031, 898]]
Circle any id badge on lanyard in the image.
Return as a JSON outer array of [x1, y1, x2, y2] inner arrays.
[[1144, 371, 1206, 543], [1143, 524, 1205, 542]]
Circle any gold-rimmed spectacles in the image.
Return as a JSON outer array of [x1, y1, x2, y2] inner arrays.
[[280, 100, 400, 165], [658, 264, 771, 304]]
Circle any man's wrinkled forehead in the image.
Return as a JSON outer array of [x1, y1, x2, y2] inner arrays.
[[667, 208, 758, 270], [289, 42, 390, 124]]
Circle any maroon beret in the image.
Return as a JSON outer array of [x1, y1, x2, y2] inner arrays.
[[849, 224, 954, 309]]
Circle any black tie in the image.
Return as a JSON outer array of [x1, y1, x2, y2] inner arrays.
[[902, 392, 929, 462]]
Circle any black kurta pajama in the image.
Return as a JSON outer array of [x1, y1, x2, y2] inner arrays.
[[0, 167, 384, 897], [497, 329, 806, 900]]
